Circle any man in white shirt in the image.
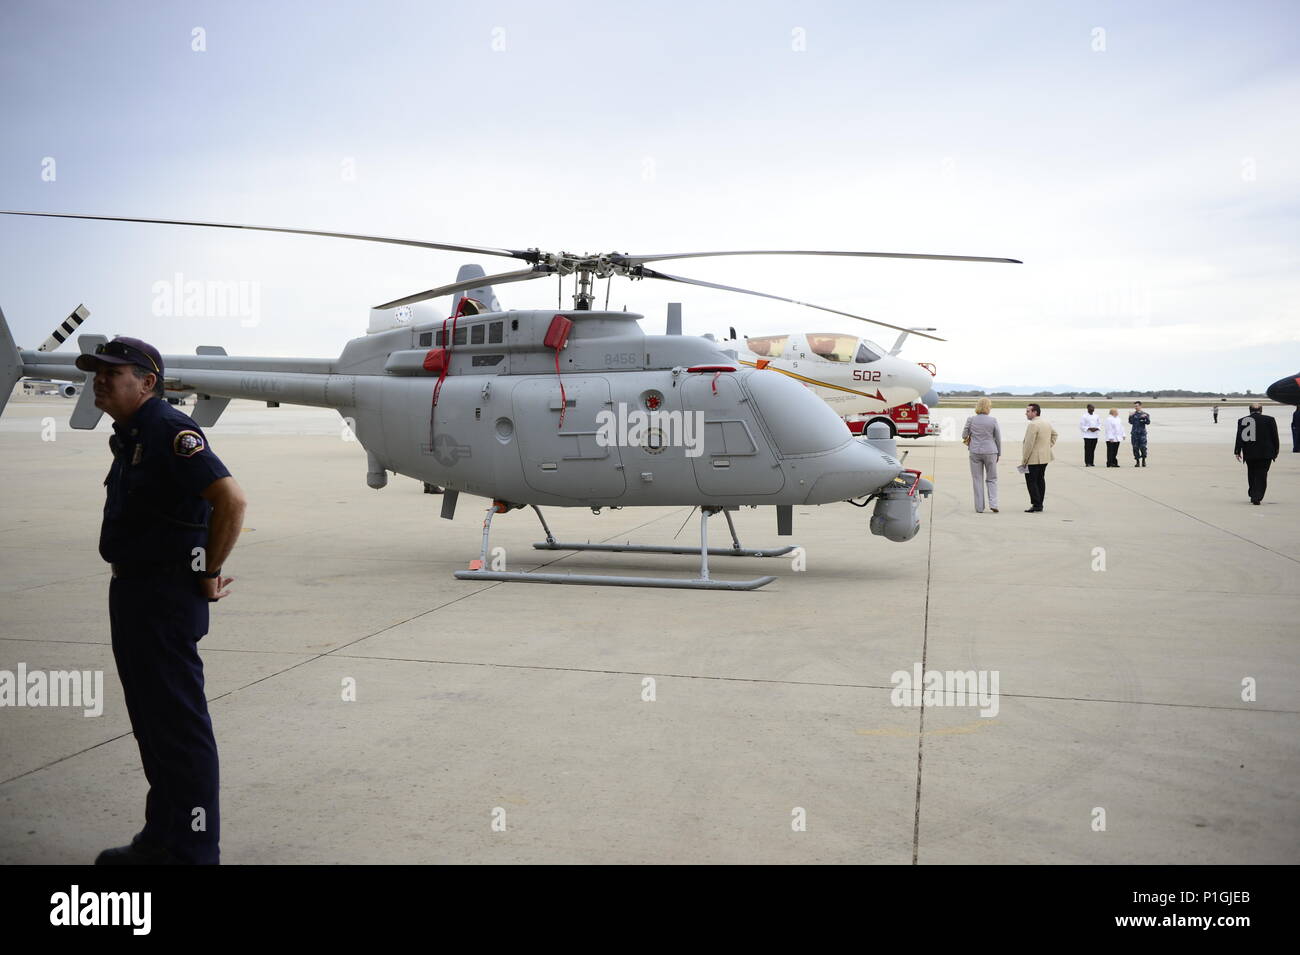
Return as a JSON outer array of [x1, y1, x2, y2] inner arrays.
[[1079, 404, 1102, 467]]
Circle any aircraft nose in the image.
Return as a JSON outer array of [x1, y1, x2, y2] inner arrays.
[[905, 362, 935, 402], [1265, 374, 1300, 406]]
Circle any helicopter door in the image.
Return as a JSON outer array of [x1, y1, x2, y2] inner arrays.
[[512, 376, 627, 499], [683, 374, 785, 496]]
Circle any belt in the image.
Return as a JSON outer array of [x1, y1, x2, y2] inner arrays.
[[110, 561, 193, 580]]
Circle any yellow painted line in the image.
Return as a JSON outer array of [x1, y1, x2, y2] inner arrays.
[[739, 359, 884, 400]]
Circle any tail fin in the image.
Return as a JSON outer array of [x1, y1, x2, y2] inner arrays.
[[0, 305, 23, 418], [889, 327, 938, 356], [366, 263, 504, 334], [451, 264, 501, 313]]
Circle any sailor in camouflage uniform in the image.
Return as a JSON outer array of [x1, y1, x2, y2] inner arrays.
[[1128, 402, 1151, 467]]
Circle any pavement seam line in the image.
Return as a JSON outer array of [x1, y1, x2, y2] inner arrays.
[[290, 654, 1300, 712], [1077, 464, 1297, 564], [0, 511, 698, 787], [169, 508, 703, 704]]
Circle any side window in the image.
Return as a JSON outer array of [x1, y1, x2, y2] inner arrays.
[[453, 326, 467, 346], [435, 330, 445, 347], [471, 324, 485, 345], [488, 321, 503, 344], [855, 343, 881, 363], [418, 332, 433, 347], [747, 334, 789, 357], [808, 334, 857, 362]]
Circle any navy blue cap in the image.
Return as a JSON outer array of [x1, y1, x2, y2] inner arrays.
[[76, 337, 164, 378]]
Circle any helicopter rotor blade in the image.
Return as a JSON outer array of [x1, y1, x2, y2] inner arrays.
[[635, 268, 948, 342], [0, 210, 531, 261], [374, 267, 550, 310], [615, 249, 1021, 266]]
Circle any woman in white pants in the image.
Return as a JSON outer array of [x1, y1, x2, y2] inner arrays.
[[962, 396, 1002, 512]]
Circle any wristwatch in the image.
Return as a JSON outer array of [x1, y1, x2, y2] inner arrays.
[[201, 567, 222, 579]]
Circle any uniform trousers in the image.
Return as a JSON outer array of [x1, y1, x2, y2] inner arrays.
[[108, 567, 220, 864], [1105, 441, 1120, 466], [1082, 438, 1098, 466]]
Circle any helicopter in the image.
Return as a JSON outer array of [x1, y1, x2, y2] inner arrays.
[[720, 327, 941, 430], [0, 210, 1020, 590]]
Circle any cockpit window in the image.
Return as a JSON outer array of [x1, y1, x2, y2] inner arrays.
[[747, 334, 789, 357], [856, 342, 883, 363], [807, 334, 859, 362]]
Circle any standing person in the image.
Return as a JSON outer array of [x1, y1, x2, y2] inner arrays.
[[1020, 403, 1057, 512], [962, 396, 1001, 513], [1212, 404, 1219, 424], [1128, 401, 1151, 467], [1234, 403, 1280, 505], [1104, 408, 1124, 466], [1079, 403, 1101, 466], [74, 337, 247, 865]]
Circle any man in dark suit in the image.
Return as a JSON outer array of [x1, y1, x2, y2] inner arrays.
[[1234, 404, 1280, 505]]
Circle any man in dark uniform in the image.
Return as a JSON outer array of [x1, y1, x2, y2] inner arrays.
[[1128, 401, 1151, 467], [75, 337, 246, 865], [1234, 403, 1280, 505]]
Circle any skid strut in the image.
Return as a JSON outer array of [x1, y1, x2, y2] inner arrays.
[[532, 507, 797, 559], [454, 504, 788, 590]]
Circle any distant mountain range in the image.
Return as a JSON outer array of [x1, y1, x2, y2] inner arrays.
[[936, 382, 1100, 394], [935, 383, 1254, 398]]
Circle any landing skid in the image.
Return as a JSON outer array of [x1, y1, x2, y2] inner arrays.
[[453, 504, 788, 591]]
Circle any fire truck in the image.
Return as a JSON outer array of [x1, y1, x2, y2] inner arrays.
[[844, 401, 933, 439]]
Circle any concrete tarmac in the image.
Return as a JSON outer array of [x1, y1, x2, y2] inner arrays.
[[1, 398, 1297, 863]]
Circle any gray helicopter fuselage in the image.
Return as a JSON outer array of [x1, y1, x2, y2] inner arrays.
[[346, 309, 903, 507], [6, 307, 907, 509]]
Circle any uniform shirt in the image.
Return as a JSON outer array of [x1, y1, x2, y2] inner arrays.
[[1128, 411, 1151, 435], [1105, 416, 1125, 441], [99, 397, 231, 566], [1079, 412, 1102, 437]]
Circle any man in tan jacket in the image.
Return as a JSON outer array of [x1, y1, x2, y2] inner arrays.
[[1021, 403, 1058, 512]]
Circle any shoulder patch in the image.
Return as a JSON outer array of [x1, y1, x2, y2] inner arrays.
[[173, 430, 205, 458]]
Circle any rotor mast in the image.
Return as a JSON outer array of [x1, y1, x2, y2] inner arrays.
[[534, 251, 620, 311]]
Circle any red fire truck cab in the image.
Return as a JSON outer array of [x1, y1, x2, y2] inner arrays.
[[845, 401, 933, 439]]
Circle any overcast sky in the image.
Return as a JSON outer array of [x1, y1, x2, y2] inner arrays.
[[1, 0, 1297, 391]]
